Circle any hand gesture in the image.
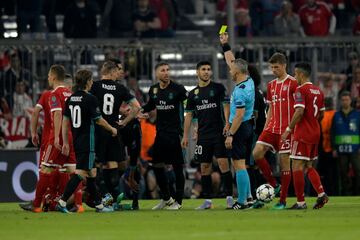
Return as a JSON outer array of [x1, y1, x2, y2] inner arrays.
[[111, 127, 118, 137], [62, 143, 70, 156], [223, 123, 230, 136], [31, 133, 40, 147], [225, 136, 233, 149], [54, 137, 61, 150], [181, 137, 188, 149]]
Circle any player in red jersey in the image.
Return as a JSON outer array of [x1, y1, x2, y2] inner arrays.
[[281, 62, 329, 210], [19, 90, 53, 212], [252, 53, 297, 209]]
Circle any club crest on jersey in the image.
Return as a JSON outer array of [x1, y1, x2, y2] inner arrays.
[[283, 85, 288, 91], [168, 92, 174, 100], [194, 89, 199, 95], [51, 96, 57, 106], [209, 90, 215, 97], [153, 87, 158, 98]]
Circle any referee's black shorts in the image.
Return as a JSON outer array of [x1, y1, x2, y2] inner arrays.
[[75, 151, 96, 170], [231, 120, 254, 163], [152, 132, 184, 165]]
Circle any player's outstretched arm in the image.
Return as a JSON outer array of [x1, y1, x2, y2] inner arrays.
[[30, 106, 42, 146], [120, 99, 141, 127], [219, 32, 236, 70], [182, 111, 193, 148], [96, 117, 117, 137]]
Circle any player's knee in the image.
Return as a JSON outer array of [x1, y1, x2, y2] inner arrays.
[[200, 163, 212, 175], [253, 144, 265, 160], [217, 158, 230, 172]]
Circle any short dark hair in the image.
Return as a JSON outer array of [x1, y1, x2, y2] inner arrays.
[[295, 62, 312, 77], [232, 58, 248, 74], [155, 62, 169, 70], [108, 58, 122, 65], [50, 64, 65, 81], [269, 52, 287, 65], [75, 69, 93, 90], [248, 64, 261, 87], [340, 91, 351, 98], [196, 61, 212, 70], [101, 61, 118, 75]]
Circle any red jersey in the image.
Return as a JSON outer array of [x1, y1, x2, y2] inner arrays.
[[265, 75, 297, 135], [36, 90, 52, 145], [48, 86, 72, 143], [293, 82, 325, 144], [299, 2, 333, 36]]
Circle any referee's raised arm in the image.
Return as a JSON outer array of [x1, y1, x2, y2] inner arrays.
[[219, 33, 236, 70]]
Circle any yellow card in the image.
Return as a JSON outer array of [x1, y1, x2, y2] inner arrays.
[[219, 25, 227, 34]]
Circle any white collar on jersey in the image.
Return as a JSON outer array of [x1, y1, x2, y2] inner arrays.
[[52, 85, 66, 91], [299, 82, 313, 87], [276, 74, 290, 83]]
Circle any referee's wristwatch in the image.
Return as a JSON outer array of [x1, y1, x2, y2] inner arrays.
[[226, 131, 234, 137]]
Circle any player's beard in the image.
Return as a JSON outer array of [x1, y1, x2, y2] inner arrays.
[[159, 77, 170, 84], [200, 76, 210, 83]]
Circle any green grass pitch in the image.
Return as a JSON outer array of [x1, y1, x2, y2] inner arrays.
[[1, 197, 359, 240]]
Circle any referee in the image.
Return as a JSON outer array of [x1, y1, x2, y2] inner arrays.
[[220, 32, 255, 210], [142, 62, 188, 210]]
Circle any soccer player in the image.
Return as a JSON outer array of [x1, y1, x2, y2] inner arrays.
[[220, 33, 255, 210], [90, 61, 140, 202], [281, 62, 329, 209], [19, 89, 52, 212], [56, 69, 117, 213], [182, 61, 234, 209], [252, 52, 297, 209], [142, 62, 187, 210], [118, 103, 142, 210]]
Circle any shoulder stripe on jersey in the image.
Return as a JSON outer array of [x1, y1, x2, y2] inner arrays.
[[294, 104, 305, 108]]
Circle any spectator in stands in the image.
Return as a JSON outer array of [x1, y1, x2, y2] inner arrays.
[[12, 81, 33, 117], [353, 14, 360, 36], [318, 97, 338, 196], [259, 0, 283, 36], [16, 0, 42, 35], [326, 0, 348, 31], [331, 91, 360, 196], [274, 1, 304, 37], [63, 0, 99, 38], [342, 52, 359, 85], [249, 0, 264, 36], [127, 77, 147, 105], [0, 97, 12, 120], [42, 0, 58, 33], [0, 49, 34, 108], [298, 0, 336, 36], [319, 72, 341, 108], [350, 65, 360, 99], [150, 0, 176, 37], [133, 0, 162, 38], [235, 8, 252, 37], [356, 97, 360, 110], [100, 0, 136, 38]]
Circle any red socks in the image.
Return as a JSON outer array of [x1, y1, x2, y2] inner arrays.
[[293, 170, 305, 202], [58, 171, 70, 195], [256, 158, 277, 187], [33, 172, 51, 208], [280, 170, 291, 204], [307, 168, 325, 195]]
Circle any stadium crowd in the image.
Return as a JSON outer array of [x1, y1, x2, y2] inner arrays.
[[0, 0, 360, 38]]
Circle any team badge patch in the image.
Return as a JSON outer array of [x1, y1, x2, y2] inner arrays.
[[169, 92, 174, 100], [283, 85, 288, 91], [194, 89, 199, 95], [209, 90, 215, 97], [153, 88, 158, 94]]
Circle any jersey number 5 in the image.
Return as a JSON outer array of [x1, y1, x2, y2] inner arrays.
[[103, 93, 114, 115], [69, 105, 81, 128]]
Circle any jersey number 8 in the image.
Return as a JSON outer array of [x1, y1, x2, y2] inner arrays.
[[103, 93, 114, 115]]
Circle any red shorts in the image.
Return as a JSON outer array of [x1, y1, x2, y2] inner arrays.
[[42, 143, 76, 168], [257, 130, 291, 154], [290, 140, 318, 161]]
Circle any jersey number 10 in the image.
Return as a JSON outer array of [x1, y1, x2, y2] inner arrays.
[[69, 105, 81, 128]]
